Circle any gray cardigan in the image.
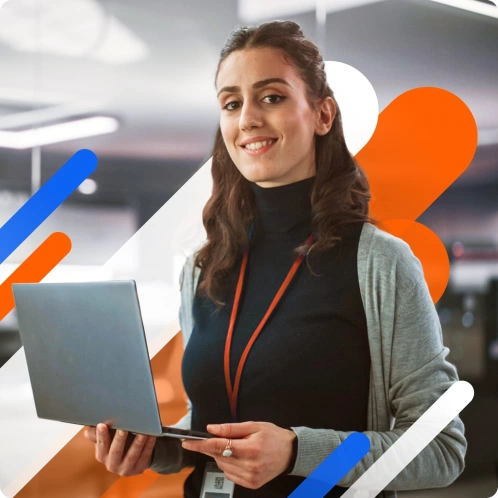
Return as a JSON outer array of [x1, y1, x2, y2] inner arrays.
[[149, 222, 467, 497]]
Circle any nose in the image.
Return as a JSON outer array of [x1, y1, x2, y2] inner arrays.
[[239, 100, 264, 131]]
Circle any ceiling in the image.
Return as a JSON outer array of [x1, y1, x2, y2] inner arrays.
[[0, 0, 497, 213]]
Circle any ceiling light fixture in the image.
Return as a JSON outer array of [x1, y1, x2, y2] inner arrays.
[[429, 0, 498, 19], [0, 0, 149, 65], [0, 100, 107, 129], [0, 116, 119, 149], [237, 0, 386, 22]]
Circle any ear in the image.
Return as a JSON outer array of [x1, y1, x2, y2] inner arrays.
[[314, 97, 336, 136]]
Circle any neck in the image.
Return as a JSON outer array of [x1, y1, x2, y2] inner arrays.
[[254, 171, 316, 189], [251, 176, 314, 235]]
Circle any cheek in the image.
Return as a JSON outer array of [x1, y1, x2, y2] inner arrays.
[[220, 120, 236, 146], [278, 114, 307, 142]]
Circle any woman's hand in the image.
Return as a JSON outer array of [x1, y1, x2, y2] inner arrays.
[[182, 421, 296, 490], [84, 423, 157, 476]]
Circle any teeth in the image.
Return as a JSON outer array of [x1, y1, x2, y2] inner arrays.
[[244, 139, 275, 150]]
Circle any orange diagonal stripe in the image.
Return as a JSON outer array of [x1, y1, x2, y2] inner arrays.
[[356, 87, 478, 222], [355, 87, 477, 302], [99, 470, 160, 498], [0, 232, 72, 321]]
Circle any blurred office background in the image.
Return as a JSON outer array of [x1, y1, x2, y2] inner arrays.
[[0, 0, 497, 496]]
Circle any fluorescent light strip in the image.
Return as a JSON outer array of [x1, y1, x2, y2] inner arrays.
[[429, 0, 498, 19], [0, 100, 106, 129], [0, 116, 119, 149], [238, 0, 387, 22]]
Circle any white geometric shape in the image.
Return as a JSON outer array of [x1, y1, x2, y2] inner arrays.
[[324, 61, 378, 155], [0, 159, 212, 497], [342, 381, 475, 497]]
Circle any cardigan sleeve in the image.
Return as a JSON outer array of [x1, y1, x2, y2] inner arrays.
[[288, 229, 467, 490], [148, 257, 196, 474]]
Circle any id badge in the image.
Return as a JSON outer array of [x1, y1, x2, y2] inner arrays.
[[200, 461, 235, 498]]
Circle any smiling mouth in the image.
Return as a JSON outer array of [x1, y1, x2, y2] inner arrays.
[[241, 139, 277, 153]]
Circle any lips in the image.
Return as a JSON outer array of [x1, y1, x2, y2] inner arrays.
[[240, 136, 278, 147], [243, 139, 276, 151], [241, 139, 277, 156]]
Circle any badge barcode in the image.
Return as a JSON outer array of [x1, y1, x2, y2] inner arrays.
[[214, 476, 225, 489]]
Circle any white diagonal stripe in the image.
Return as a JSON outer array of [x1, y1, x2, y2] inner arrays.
[[0, 160, 211, 498], [342, 381, 474, 498]]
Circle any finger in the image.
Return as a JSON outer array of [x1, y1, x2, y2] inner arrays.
[[183, 437, 243, 461], [207, 421, 259, 438], [182, 437, 232, 458], [181, 439, 216, 457], [84, 427, 97, 443], [106, 429, 129, 472], [121, 433, 149, 467], [95, 424, 111, 462], [131, 436, 157, 472]]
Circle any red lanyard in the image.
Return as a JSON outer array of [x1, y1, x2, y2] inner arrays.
[[223, 233, 315, 422]]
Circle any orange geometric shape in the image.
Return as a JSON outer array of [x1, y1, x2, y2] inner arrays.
[[139, 469, 193, 498], [0, 232, 72, 321], [99, 469, 160, 498], [380, 219, 450, 304], [356, 87, 478, 222], [15, 427, 120, 498]]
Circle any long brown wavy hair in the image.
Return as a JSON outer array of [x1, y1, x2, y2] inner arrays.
[[194, 20, 376, 305]]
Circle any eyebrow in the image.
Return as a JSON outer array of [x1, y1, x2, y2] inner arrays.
[[217, 78, 292, 98]]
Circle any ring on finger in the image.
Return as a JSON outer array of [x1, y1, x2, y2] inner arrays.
[[222, 438, 233, 457]]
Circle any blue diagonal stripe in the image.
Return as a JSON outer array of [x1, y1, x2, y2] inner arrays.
[[288, 432, 370, 498], [0, 149, 97, 265]]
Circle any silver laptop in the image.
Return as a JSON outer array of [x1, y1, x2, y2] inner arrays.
[[12, 280, 212, 440]]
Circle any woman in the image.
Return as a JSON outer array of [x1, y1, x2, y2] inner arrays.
[[84, 20, 466, 498]]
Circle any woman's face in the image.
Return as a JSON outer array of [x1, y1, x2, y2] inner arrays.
[[216, 47, 334, 188]]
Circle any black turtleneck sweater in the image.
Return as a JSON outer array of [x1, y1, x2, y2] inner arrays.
[[182, 177, 370, 498]]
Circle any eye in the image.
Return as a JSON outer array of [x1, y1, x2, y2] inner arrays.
[[221, 94, 286, 111], [262, 94, 286, 104], [222, 100, 241, 111]]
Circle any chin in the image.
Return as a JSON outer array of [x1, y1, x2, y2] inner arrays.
[[236, 164, 276, 184], [237, 170, 268, 184]]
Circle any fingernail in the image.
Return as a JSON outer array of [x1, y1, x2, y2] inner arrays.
[[207, 424, 220, 433], [98, 425, 105, 432], [118, 430, 125, 436]]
